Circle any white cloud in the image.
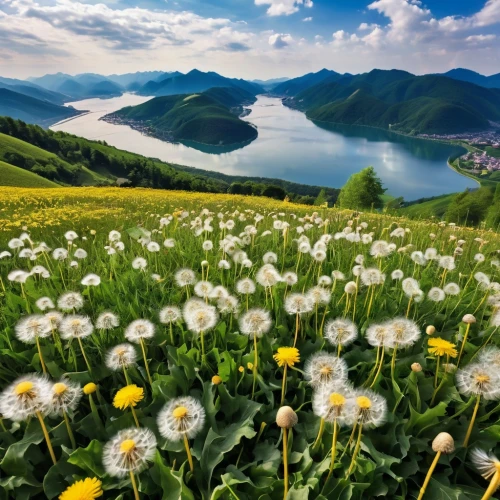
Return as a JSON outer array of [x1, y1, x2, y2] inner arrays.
[[303, 17, 313, 22], [358, 22, 380, 31], [255, 0, 313, 17], [269, 33, 293, 48], [465, 33, 496, 43]]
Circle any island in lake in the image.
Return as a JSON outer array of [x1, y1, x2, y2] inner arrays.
[[101, 86, 258, 152]]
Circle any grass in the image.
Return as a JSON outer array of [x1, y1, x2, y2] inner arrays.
[[0, 160, 60, 188], [0, 186, 499, 499]]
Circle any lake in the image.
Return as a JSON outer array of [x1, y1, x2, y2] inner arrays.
[[51, 93, 476, 200]]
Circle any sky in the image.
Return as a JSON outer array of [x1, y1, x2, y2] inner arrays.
[[0, 0, 499, 79]]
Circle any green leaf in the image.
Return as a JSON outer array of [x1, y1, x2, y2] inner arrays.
[[67, 440, 105, 477]]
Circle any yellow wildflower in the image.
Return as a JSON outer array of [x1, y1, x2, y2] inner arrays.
[[428, 338, 458, 358], [113, 385, 144, 410], [59, 478, 103, 500], [273, 347, 300, 368]]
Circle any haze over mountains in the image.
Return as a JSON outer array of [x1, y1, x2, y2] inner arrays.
[[0, 66, 499, 135]]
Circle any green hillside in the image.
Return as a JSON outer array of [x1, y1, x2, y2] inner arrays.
[[290, 71, 500, 135], [0, 160, 60, 187], [0, 88, 82, 127], [106, 87, 258, 146]]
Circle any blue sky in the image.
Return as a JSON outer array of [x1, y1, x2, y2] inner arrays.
[[0, 0, 499, 79]]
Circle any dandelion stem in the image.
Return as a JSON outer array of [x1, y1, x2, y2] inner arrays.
[[293, 313, 300, 347], [457, 323, 471, 367], [346, 425, 363, 477], [123, 365, 131, 385], [36, 337, 47, 374], [252, 335, 258, 399], [369, 351, 385, 389], [390, 344, 399, 381], [131, 406, 140, 428], [139, 338, 153, 385], [434, 355, 440, 388], [281, 365, 288, 405], [326, 418, 338, 482], [129, 471, 140, 500], [36, 411, 56, 465], [481, 471, 500, 500], [366, 345, 381, 387], [283, 427, 289, 500], [77, 337, 93, 376], [312, 418, 324, 451], [183, 435, 194, 473], [417, 451, 441, 500], [63, 411, 76, 449], [463, 395, 481, 447]]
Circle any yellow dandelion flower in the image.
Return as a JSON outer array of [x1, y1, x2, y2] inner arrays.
[[83, 383, 97, 395], [238, 366, 244, 373], [428, 338, 458, 358], [113, 385, 144, 410], [274, 347, 300, 368], [59, 477, 103, 500], [212, 375, 222, 385]]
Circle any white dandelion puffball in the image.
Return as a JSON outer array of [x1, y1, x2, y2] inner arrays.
[[35, 297, 55, 311], [366, 323, 394, 347], [361, 268, 386, 286], [60, 315, 94, 339], [125, 319, 156, 343], [74, 248, 88, 259], [284, 293, 313, 315], [8, 270, 31, 283], [305, 352, 348, 389], [218, 295, 239, 314], [391, 270, 404, 281], [209, 286, 229, 301], [312, 383, 351, 424], [45, 311, 63, 329], [344, 389, 387, 428], [81, 274, 101, 286], [164, 238, 175, 249], [386, 317, 421, 348], [15, 315, 52, 343], [185, 304, 218, 334], [236, 278, 256, 295], [324, 318, 358, 347], [428, 287, 445, 302], [50, 379, 82, 416], [194, 281, 214, 299], [282, 271, 298, 286], [132, 257, 147, 270], [239, 308, 272, 338], [256, 265, 281, 288], [159, 306, 182, 324], [443, 283, 460, 296], [52, 248, 68, 261], [456, 363, 500, 400], [106, 343, 137, 371], [470, 448, 500, 480], [96, 312, 120, 330], [175, 268, 196, 287], [0, 375, 52, 421], [202, 240, 213, 251], [57, 292, 84, 311], [157, 396, 206, 442], [103, 427, 157, 477], [307, 286, 331, 305], [64, 231, 78, 241]]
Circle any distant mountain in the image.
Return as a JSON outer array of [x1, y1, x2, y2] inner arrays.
[[441, 68, 500, 89], [251, 77, 289, 90], [288, 70, 500, 135], [272, 69, 343, 96], [137, 69, 263, 97], [0, 88, 83, 127], [104, 86, 258, 148], [0, 82, 69, 106], [28, 73, 73, 91], [107, 71, 182, 90]]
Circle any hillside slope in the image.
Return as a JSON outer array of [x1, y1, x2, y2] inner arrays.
[[0, 160, 61, 187], [272, 69, 341, 96], [0, 88, 83, 127], [289, 71, 500, 134], [104, 87, 258, 146]]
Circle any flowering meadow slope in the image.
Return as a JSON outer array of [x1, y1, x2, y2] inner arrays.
[[0, 187, 500, 499]]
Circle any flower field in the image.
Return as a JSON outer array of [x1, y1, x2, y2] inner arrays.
[[1, 186, 500, 500]]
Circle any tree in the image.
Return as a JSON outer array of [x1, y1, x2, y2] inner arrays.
[[261, 185, 286, 200], [446, 187, 493, 226], [337, 167, 386, 209], [314, 189, 328, 206]]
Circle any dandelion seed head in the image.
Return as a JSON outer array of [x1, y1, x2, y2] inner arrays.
[[324, 318, 358, 347], [124, 319, 155, 343], [305, 353, 348, 389], [106, 343, 137, 371], [157, 396, 205, 441]]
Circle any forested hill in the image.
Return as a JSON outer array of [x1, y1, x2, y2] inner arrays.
[[0, 115, 339, 205], [287, 70, 500, 135], [104, 87, 259, 147]]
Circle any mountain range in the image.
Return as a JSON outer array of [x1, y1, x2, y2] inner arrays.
[[1, 66, 500, 132], [280, 69, 500, 135], [104, 86, 258, 150]]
